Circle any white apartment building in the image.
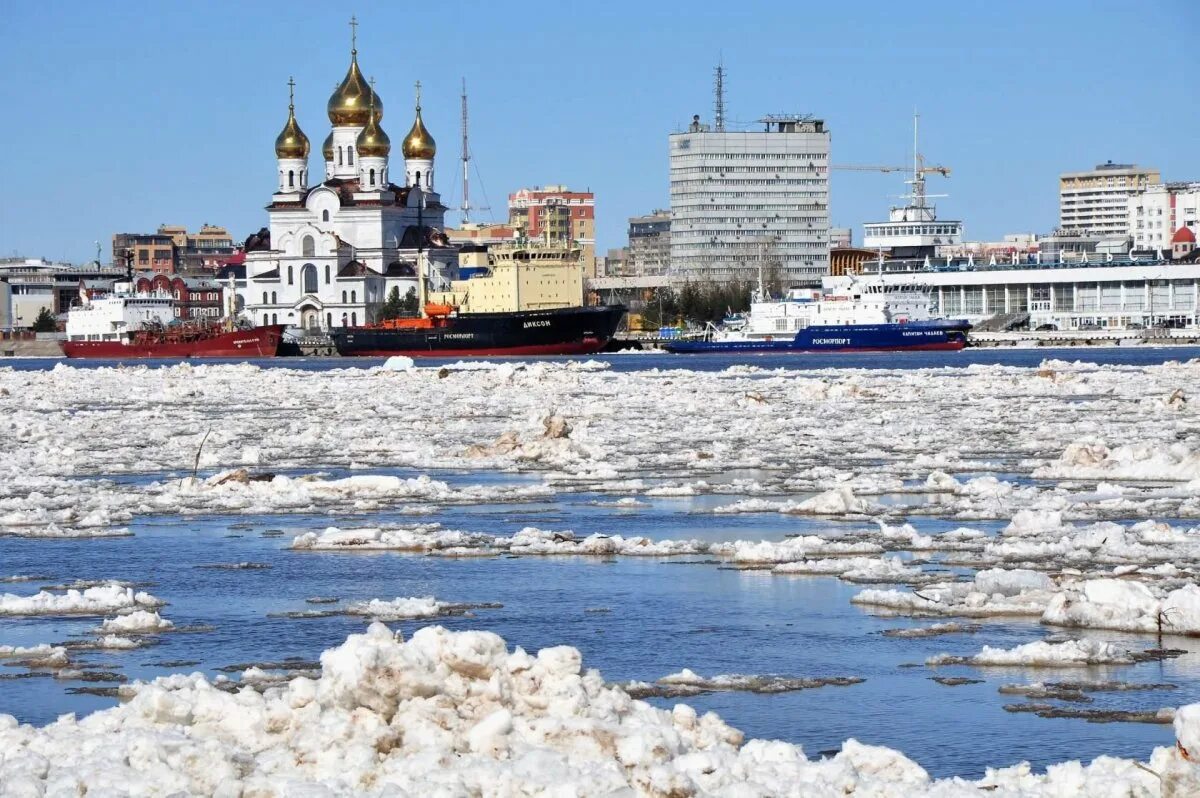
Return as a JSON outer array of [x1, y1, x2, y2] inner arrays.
[[1129, 183, 1200, 251], [1059, 161, 1160, 236], [669, 115, 830, 284]]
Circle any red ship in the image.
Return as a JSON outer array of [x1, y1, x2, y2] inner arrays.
[[61, 280, 286, 359], [61, 322, 286, 359]]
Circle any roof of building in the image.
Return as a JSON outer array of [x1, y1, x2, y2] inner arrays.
[[337, 260, 371, 277], [1172, 226, 1196, 244]]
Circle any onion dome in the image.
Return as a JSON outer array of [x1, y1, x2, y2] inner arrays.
[[274, 79, 309, 159], [327, 48, 381, 127], [1172, 226, 1196, 244], [322, 131, 334, 162], [356, 112, 390, 158], [402, 105, 436, 159], [356, 82, 390, 158]]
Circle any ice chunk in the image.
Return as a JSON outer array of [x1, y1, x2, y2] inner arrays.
[[928, 639, 1133, 667]]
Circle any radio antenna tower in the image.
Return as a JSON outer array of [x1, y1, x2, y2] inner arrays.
[[713, 61, 726, 132], [460, 77, 471, 224]]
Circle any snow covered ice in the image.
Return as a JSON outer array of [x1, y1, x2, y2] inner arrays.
[[4, 356, 1200, 792], [1, 623, 1197, 797]]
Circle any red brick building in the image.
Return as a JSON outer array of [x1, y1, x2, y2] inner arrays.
[[133, 274, 225, 320], [508, 185, 596, 276]]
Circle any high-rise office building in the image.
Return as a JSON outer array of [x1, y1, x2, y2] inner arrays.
[[669, 114, 830, 284]]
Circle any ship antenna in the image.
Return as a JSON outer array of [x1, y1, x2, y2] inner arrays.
[[713, 59, 726, 132], [460, 77, 471, 225]]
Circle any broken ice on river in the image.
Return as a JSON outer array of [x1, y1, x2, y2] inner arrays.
[[2, 352, 1200, 795]]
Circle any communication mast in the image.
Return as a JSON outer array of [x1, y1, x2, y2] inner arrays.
[[713, 62, 725, 132], [460, 77, 471, 224]]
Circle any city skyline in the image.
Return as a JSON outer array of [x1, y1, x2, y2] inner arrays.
[[1, 0, 1197, 264]]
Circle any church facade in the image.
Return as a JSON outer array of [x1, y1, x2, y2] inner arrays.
[[242, 29, 456, 332]]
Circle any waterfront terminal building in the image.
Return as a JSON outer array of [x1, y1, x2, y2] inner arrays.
[[863, 234, 1200, 332]]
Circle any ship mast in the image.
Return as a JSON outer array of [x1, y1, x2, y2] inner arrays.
[[460, 78, 471, 225]]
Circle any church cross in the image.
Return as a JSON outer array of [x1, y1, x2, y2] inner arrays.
[[349, 15, 358, 52], [415, 80, 422, 110]]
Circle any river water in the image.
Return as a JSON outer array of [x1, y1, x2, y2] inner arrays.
[[2, 347, 1198, 779]]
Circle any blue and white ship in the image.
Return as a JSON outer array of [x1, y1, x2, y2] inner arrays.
[[664, 277, 970, 354]]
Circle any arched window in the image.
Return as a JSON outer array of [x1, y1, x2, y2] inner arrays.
[[288, 170, 294, 188], [415, 170, 422, 187], [351, 312, 357, 326], [287, 265, 294, 285], [369, 168, 375, 185], [322, 209, 330, 222], [302, 235, 315, 257], [338, 147, 343, 166], [347, 147, 354, 165], [301, 264, 317, 294], [326, 312, 332, 328], [324, 264, 331, 284], [341, 290, 346, 303], [272, 313, 277, 324], [271, 291, 277, 304], [351, 290, 356, 303], [262, 291, 268, 304]]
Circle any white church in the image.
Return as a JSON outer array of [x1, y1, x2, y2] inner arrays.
[[243, 26, 456, 331]]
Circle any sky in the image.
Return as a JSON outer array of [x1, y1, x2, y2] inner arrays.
[[1, 0, 1197, 264]]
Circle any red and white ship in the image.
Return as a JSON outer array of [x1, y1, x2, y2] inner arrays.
[[61, 281, 285, 359]]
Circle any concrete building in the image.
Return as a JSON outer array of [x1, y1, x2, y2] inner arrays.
[[867, 258, 1200, 332], [112, 232, 176, 275], [112, 224, 237, 275], [508, 186, 596, 276], [0, 258, 125, 328], [627, 210, 670, 276], [1129, 183, 1200, 251], [599, 247, 629, 278], [829, 227, 852, 248], [669, 114, 830, 284], [445, 222, 519, 247], [1059, 161, 1160, 236]]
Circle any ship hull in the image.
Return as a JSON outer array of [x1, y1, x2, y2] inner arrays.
[[332, 306, 626, 357], [61, 325, 287, 359], [664, 321, 971, 354]]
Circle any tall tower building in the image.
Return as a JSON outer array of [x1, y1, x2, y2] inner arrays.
[[669, 114, 830, 285]]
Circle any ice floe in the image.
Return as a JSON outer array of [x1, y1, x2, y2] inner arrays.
[[0, 624, 1195, 796], [852, 569, 1058, 617], [928, 639, 1134, 667], [0, 585, 162, 616]]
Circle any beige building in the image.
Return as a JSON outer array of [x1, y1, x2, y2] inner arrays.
[[1060, 162, 1160, 237], [432, 241, 584, 313], [627, 210, 670, 276]]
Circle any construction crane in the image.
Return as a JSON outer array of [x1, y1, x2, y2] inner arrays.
[[831, 114, 950, 209]]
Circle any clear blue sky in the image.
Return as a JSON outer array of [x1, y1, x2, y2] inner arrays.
[[1, 0, 1197, 264]]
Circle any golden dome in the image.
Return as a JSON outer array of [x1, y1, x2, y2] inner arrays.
[[322, 131, 334, 161], [327, 50, 382, 127], [274, 81, 309, 159], [356, 110, 390, 158], [402, 106, 436, 159]]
